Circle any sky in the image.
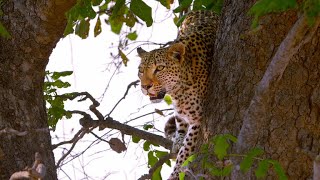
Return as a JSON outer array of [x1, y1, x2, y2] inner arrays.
[[47, 1, 179, 179]]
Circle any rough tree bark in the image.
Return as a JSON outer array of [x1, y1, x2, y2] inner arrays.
[[0, 1, 75, 179], [201, 0, 320, 179]]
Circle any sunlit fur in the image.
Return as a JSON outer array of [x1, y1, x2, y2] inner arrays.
[[137, 11, 219, 179]]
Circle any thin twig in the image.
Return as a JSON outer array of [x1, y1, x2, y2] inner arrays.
[[90, 132, 110, 144], [105, 80, 140, 117], [125, 108, 174, 124], [52, 128, 85, 149], [55, 127, 94, 168]]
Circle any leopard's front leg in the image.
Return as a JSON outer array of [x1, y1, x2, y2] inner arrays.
[[168, 122, 201, 180]]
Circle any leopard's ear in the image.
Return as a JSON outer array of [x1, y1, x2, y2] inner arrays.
[[168, 43, 185, 63], [137, 47, 147, 57]]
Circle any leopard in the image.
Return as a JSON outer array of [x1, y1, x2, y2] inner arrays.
[[137, 10, 219, 179]]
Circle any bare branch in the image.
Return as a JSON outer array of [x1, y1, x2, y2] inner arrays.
[[237, 15, 320, 151], [52, 128, 86, 149], [55, 127, 94, 168], [80, 117, 172, 150], [0, 127, 49, 136]]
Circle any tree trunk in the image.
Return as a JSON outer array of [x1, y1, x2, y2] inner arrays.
[[202, 0, 320, 179], [0, 1, 75, 179]]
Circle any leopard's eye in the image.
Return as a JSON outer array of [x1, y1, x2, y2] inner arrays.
[[138, 66, 144, 73], [155, 65, 165, 72]]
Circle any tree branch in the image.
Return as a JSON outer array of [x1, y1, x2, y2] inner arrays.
[[0, 127, 49, 136], [237, 14, 320, 151], [55, 128, 93, 168], [80, 117, 172, 150]]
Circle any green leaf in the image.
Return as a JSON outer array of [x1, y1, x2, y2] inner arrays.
[[154, 109, 164, 116], [270, 160, 288, 180], [143, 124, 154, 130], [221, 164, 233, 176], [99, 1, 110, 11], [164, 94, 172, 105], [179, 172, 186, 180], [0, 21, 11, 39], [125, 11, 136, 27], [92, 0, 103, 6], [130, 0, 153, 27], [119, 49, 129, 66], [240, 148, 264, 172], [111, 0, 125, 17], [173, 0, 192, 13], [303, 0, 320, 25], [224, 134, 237, 143], [213, 135, 229, 160], [52, 80, 71, 88], [248, 0, 297, 28], [52, 71, 73, 80], [193, 0, 205, 10], [143, 141, 151, 151], [109, 18, 123, 34], [174, 15, 186, 27], [94, 17, 102, 37], [152, 166, 162, 180], [127, 31, 138, 40], [182, 154, 196, 167], [200, 144, 209, 153], [65, 111, 72, 119], [64, 19, 75, 36], [209, 0, 224, 13], [132, 135, 141, 143], [147, 151, 158, 167], [209, 166, 223, 176], [159, 0, 171, 9], [75, 19, 90, 39], [155, 150, 168, 158], [255, 159, 270, 178], [78, 0, 96, 19], [108, 0, 126, 34]]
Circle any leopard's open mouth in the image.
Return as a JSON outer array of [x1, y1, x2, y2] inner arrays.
[[148, 90, 166, 103]]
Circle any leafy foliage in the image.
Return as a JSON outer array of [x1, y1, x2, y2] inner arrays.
[[248, 0, 297, 28], [303, 0, 320, 24], [178, 134, 287, 179], [212, 134, 237, 160], [44, 71, 74, 128], [130, 0, 153, 27], [132, 136, 170, 179], [248, 0, 320, 28], [239, 148, 264, 172]]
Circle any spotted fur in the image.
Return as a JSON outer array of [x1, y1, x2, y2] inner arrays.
[[137, 11, 218, 179]]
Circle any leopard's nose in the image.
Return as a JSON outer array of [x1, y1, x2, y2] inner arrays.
[[142, 84, 153, 90]]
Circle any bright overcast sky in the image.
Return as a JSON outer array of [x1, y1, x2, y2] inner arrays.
[[47, 1, 179, 179]]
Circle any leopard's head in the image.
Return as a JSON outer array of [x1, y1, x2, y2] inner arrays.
[[137, 43, 185, 103]]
